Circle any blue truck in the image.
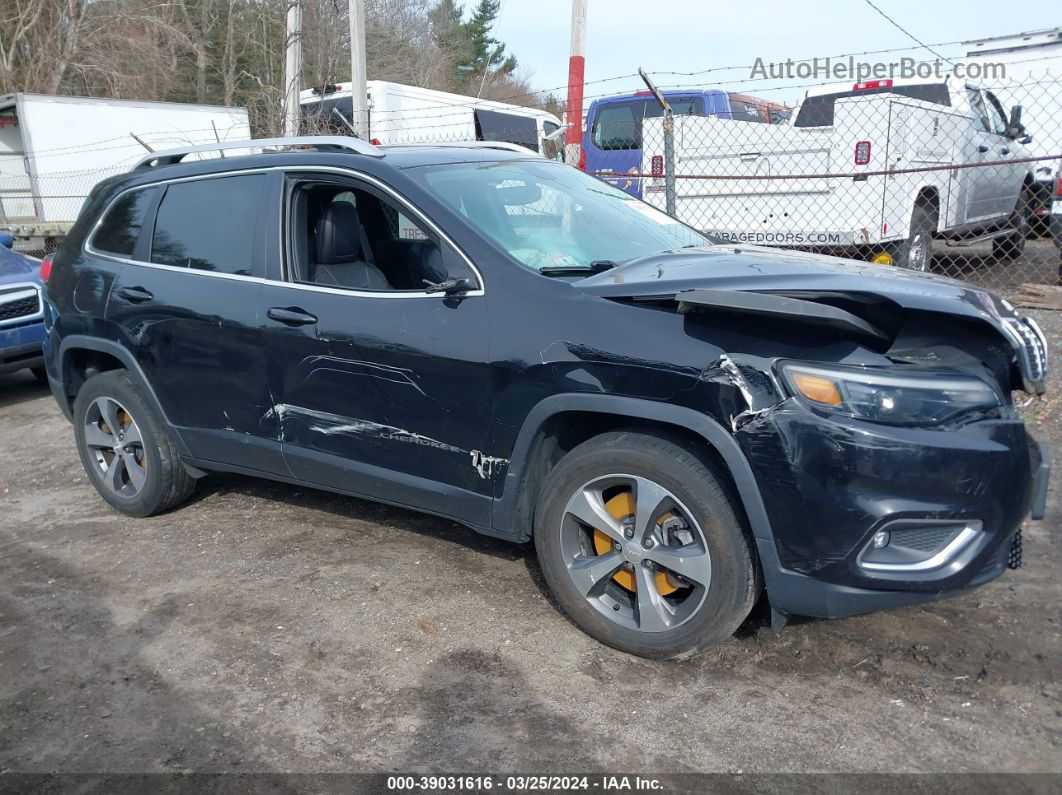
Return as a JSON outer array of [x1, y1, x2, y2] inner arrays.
[[0, 232, 46, 382], [581, 89, 789, 197]]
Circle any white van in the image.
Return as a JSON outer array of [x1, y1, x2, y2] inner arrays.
[[299, 80, 562, 154]]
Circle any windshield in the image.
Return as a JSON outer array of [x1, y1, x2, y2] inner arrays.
[[411, 160, 709, 272]]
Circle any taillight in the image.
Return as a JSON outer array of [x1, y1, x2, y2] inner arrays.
[[40, 253, 54, 283], [853, 79, 893, 91], [650, 155, 664, 177], [370, 138, 381, 145], [1055, 176, 1062, 198], [854, 141, 871, 165], [578, 147, 586, 170]]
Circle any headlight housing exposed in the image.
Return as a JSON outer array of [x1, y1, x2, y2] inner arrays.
[[780, 363, 1003, 426]]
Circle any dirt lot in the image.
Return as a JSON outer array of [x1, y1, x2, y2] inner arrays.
[[1, 310, 1060, 780]]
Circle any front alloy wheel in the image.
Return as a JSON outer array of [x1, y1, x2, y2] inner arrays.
[[535, 431, 759, 659], [561, 475, 711, 633]]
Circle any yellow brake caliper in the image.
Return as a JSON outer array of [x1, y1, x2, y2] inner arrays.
[[592, 491, 679, 595]]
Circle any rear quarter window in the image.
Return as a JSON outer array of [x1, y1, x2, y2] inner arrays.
[[149, 174, 267, 276], [91, 188, 156, 257]]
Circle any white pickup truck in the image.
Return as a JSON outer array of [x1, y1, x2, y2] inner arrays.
[[641, 77, 1037, 270]]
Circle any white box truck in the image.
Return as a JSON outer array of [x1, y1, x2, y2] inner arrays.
[[641, 77, 1036, 270], [299, 80, 562, 153], [0, 94, 250, 251]]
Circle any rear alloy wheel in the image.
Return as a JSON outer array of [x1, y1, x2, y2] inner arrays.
[[535, 431, 759, 659], [82, 396, 149, 499], [73, 371, 196, 517]]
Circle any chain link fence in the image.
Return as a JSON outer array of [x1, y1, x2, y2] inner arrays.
[[3, 71, 1060, 293], [590, 73, 1062, 292]]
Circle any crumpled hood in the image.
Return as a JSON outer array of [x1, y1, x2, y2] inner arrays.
[[574, 245, 1004, 321], [575, 245, 1048, 394]]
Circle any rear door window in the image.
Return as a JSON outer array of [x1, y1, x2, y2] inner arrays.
[[91, 187, 157, 257], [149, 174, 268, 276], [794, 83, 952, 127]]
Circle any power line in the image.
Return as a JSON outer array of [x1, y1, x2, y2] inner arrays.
[[863, 0, 954, 65]]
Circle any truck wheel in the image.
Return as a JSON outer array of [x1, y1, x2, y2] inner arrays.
[[892, 202, 936, 271], [73, 370, 196, 517], [534, 431, 760, 660], [993, 190, 1032, 262]]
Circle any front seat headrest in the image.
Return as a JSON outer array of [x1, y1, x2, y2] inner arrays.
[[315, 201, 365, 265]]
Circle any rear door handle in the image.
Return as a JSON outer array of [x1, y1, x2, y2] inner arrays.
[[267, 306, 318, 326], [977, 144, 990, 153], [116, 286, 153, 303], [1000, 147, 1011, 155]]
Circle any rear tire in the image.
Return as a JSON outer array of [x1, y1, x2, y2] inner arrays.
[[73, 370, 195, 517], [534, 431, 759, 660], [892, 201, 936, 271], [30, 366, 47, 385], [994, 189, 1032, 262]]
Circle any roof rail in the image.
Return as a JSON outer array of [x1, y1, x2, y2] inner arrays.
[[133, 135, 383, 170], [382, 141, 540, 156]]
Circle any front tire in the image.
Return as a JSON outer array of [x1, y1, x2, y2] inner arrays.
[[892, 201, 936, 271], [73, 370, 195, 517], [534, 431, 759, 660]]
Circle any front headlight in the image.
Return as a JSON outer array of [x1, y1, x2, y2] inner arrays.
[[780, 363, 1003, 426]]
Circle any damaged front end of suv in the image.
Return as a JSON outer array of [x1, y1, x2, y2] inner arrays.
[[571, 245, 1050, 627]]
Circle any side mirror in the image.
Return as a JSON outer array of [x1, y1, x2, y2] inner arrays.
[[0, 232, 12, 250], [541, 124, 571, 162]]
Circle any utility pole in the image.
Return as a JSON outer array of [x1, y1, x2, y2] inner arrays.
[[282, 0, 302, 137], [565, 0, 588, 167], [349, 0, 369, 139]]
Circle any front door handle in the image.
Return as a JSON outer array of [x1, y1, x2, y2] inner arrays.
[[116, 286, 153, 303], [1000, 147, 1011, 155], [977, 144, 990, 153], [267, 306, 318, 326]]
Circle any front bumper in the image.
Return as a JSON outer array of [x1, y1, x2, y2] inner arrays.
[[739, 401, 1047, 617], [0, 321, 46, 375]]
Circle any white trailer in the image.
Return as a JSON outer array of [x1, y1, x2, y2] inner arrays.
[[0, 94, 250, 250], [299, 80, 562, 153], [964, 27, 1062, 232], [642, 77, 1036, 269]]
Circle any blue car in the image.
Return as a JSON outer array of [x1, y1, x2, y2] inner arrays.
[[0, 232, 46, 382]]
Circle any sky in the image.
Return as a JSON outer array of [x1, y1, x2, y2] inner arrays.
[[488, 0, 1058, 106]]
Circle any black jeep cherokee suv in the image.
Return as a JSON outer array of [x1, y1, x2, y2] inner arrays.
[[41, 137, 1050, 659]]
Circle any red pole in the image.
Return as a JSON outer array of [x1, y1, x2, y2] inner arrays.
[[565, 0, 588, 157]]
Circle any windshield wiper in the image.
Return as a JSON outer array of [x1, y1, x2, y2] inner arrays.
[[539, 259, 618, 277]]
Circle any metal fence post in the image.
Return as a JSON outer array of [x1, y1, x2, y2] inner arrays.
[[662, 108, 676, 217], [639, 68, 677, 217]]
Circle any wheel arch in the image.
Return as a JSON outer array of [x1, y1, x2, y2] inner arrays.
[[57, 335, 191, 458], [494, 394, 775, 548]]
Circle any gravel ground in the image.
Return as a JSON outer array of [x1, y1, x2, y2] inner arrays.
[[0, 310, 1059, 778]]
